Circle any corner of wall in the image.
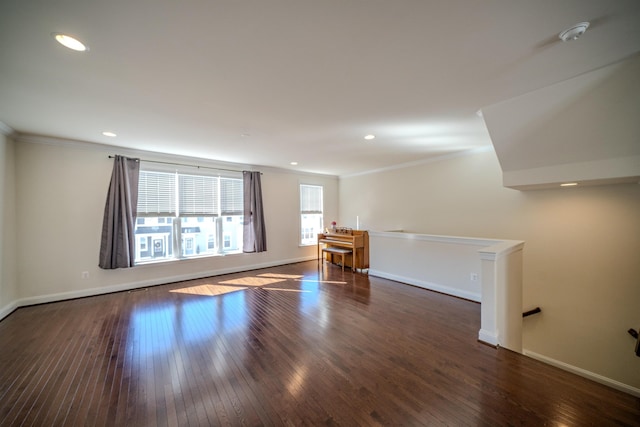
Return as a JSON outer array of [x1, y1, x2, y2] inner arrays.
[[0, 132, 18, 314]]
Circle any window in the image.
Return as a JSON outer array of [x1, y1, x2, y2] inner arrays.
[[300, 184, 323, 246], [134, 169, 243, 264], [139, 236, 147, 251]]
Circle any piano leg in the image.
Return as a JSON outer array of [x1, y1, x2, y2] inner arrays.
[[352, 248, 356, 272]]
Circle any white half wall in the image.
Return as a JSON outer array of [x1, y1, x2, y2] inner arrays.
[[369, 231, 524, 352], [369, 232, 491, 302]]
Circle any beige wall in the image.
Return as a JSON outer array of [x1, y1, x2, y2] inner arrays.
[[4, 135, 639, 391], [11, 138, 337, 302], [339, 149, 640, 390], [0, 133, 17, 313]]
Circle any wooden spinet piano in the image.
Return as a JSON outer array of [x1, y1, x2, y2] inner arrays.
[[317, 230, 369, 272]]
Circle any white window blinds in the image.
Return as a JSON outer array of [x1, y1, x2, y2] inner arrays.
[[137, 171, 176, 216], [220, 177, 243, 216], [137, 169, 243, 217], [178, 174, 219, 216], [300, 184, 323, 214]]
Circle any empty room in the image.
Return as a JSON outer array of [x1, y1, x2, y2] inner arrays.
[[1, 1, 639, 425]]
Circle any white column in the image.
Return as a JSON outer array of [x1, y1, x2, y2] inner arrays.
[[478, 242, 524, 352]]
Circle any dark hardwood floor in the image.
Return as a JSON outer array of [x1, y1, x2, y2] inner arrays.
[[1, 260, 639, 426]]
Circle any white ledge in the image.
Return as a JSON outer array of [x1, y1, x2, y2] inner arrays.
[[478, 240, 525, 260], [369, 230, 497, 247]]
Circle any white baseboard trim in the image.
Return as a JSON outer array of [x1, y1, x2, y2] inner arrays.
[[369, 269, 481, 302], [523, 349, 640, 398], [478, 329, 499, 347], [0, 300, 18, 321], [1, 256, 316, 321]]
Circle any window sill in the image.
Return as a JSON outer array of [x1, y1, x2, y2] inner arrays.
[[135, 250, 243, 266]]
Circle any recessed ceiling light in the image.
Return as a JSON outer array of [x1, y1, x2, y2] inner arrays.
[[559, 22, 590, 42], [52, 33, 88, 51], [290, 162, 298, 166], [560, 182, 578, 187], [364, 134, 375, 140], [102, 131, 117, 137]]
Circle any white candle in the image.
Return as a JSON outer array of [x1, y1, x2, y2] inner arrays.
[[356, 216, 360, 230]]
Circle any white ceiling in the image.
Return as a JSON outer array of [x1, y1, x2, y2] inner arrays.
[[1, 0, 639, 176]]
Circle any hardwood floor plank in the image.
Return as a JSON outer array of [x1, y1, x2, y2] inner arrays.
[[4, 313, 82, 426], [1, 261, 639, 426]]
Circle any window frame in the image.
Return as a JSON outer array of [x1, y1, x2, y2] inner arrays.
[[299, 183, 324, 246], [134, 166, 244, 265]]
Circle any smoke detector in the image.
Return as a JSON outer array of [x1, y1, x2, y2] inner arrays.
[[559, 22, 590, 41]]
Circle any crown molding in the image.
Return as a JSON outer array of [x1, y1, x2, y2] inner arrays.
[[339, 145, 494, 179], [14, 132, 336, 178], [0, 121, 14, 136]]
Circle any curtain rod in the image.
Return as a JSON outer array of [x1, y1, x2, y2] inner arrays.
[[108, 155, 261, 174]]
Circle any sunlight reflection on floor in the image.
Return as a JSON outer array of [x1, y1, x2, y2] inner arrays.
[[219, 276, 286, 286], [169, 283, 247, 297], [169, 270, 346, 298]]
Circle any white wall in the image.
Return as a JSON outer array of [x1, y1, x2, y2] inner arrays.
[[0, 133, 17, 317], [483, 54, 640, 189], [339, 149, 640, 391], [11, 138, 337, 304]]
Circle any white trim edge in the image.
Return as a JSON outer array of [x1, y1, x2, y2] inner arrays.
[[369, 269, 481, 302], [368, 230, 497, 247], [478, 329, 499, 347], [523, 349, 640, 398], [1, 256, 316, 321], [0, 300, 19, 321]]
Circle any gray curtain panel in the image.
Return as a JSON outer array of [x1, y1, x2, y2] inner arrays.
[[242, 171, 267, 253], [99, 155, 140, 269]]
